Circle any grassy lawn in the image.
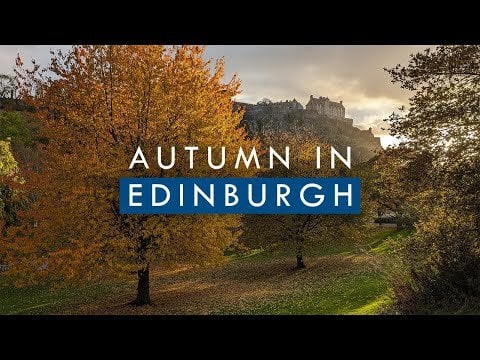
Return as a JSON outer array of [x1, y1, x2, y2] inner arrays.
[[0, 227, 401, 315], [237, 272, 390, 315], [0, 280, 130, 315]]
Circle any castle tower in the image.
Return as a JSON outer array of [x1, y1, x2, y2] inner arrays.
[[306, 95, 345, 118]]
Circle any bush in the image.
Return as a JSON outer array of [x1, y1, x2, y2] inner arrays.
[[392, 204, 480, 313]]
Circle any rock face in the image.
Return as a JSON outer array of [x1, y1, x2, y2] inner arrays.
[[237, 96, 382, 162]]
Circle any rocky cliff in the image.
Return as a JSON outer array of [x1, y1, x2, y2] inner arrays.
[[237, 99, 382, 162]]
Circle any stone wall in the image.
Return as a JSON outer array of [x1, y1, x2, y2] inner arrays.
[[305, 95, 345, 119]]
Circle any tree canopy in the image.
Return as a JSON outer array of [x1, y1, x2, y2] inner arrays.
[[384, 45, 480, 311], [5, 45, 259, 303], [386, 45, 480, 162]]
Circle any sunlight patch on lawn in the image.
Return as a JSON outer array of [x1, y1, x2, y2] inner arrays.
[[347, 294, 391, 315]]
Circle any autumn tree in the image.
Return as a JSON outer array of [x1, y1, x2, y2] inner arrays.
[[240, 133, 370, 269], [5, 46, 258, 304], [371, 145, 434, 228], [386, 45, 480, 160], [385, 45, 480, 311]]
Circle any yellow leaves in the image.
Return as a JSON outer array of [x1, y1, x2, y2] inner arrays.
[[0, 140, 18, 177], [8, 45, 262, 286]]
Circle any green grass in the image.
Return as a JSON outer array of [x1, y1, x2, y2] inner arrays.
[[216, 270, 390, 315], [0, 280, 128, 315], [368, 228, 411, 254], [0, 227, 405, 315], [213, 227, 401, 315], [234, 227, 400, 261]]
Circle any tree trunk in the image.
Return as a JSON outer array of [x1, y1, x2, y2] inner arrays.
[[296, 254, 305, 269], [133, 265, 151, 305], [295, 238, 306, 269]]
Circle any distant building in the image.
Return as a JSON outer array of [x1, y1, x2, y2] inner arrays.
[[305, 95, 345, 119], [257, 98, 303, 111], [237, 94, 382, 161]]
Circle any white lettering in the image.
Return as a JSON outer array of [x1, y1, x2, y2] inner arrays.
[[194, 184, 214, 206], [185, 146, 199, 169], [129, 147, 149, 169], [179, 183, 184, 207], [277, 184, 291, 206], [235, 147, 260, 169], [248, 184, 266, 207], [152, 184, 170, 206], [331, 146, 351, 169], [300, 184, 324, 207], [269, 146, 289, 169], [208, 146, 226, 170], [225, 184, 239, 206], [335, 184, 352, 207], [129, 184, 143, 206], [157, 147, 175, 169]]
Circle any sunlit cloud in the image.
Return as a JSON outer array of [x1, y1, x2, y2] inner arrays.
[[0, 45, 429, 148], [380, 135, 401, 148], [204, 45, 425, 145]]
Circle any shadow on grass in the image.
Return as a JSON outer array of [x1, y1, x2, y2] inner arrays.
[[1, 227, 404, 315]]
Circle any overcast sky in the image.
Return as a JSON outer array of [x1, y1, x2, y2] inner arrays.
[[0, 45, 431, 147]]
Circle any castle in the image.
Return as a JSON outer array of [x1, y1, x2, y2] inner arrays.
[[306, 95, 345, 118], [237, 95, 382, 161]]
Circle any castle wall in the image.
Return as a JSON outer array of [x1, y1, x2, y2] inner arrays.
[[237, 97, 383, 161], [305, 96, 345, 119]]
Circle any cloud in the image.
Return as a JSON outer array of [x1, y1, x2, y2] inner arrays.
[[0, 45, 432, 141], [0, 45, 70, 75], [205, 45, 430, 138]]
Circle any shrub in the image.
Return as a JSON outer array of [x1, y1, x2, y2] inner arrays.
[[392, 202, 480, 313]]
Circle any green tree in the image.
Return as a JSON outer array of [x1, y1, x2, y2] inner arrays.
[[386, 45, 480, 160], [371, 145, 434, 228], [0, 111, 39, 234], [385, 45, 480, 311], [0, 139, 18, 233], [0, 140, 16, 176]]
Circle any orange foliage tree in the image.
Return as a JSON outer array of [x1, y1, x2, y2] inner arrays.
[[6, 45, 258, 304], [240, 134, 371, 269]]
